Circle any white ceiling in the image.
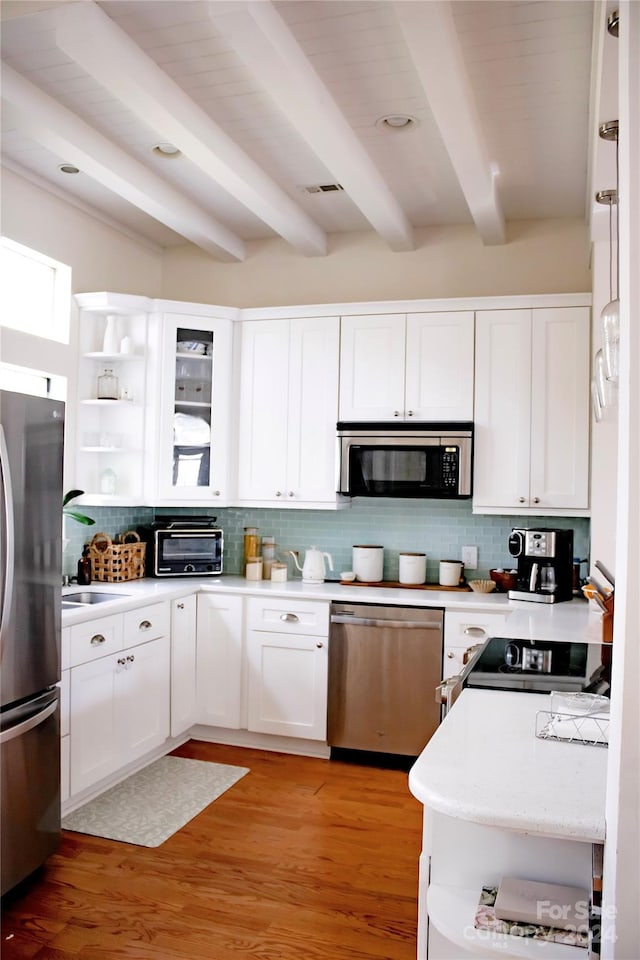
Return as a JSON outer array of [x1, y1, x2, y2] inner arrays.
[[1, 0, 598, 260]]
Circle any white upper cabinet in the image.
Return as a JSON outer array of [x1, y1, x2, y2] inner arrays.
[[237, 316, 340, 506], [339, 312, 474, 421], [154, 310, 233, 504], [473, 306, 590, 514]]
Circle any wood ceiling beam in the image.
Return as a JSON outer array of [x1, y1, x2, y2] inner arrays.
[[54, 0, 327, 257], [1, 64, 246, 261], [395, 0, 506, 246], [208, 1, 415, 253]]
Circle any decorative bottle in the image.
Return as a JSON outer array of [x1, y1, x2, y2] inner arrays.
[[97, 368, 119, 399], [77, 547, 92, 585]]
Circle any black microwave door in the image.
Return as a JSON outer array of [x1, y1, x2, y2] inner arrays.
[[350, 445, 450, 497]]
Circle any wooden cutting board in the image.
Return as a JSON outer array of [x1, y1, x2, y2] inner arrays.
[[339, 580, 471, 592]]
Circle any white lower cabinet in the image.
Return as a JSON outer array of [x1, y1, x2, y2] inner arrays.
[[246, 597, 329, 741], [170, 594, 197, 737], [68, 604, 170, 797], [196, 593, 243, 729], [60, 628, 71, 804], [443, 610, 510, 680]]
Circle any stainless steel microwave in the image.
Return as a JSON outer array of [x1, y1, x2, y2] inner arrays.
[[337, 422, 473, 499], [139, 517, 223, 576]]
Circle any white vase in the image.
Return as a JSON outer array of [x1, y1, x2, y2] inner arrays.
[[102, 315, 119, 354]]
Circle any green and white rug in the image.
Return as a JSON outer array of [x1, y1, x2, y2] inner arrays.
[[62, 756, 249, 847]]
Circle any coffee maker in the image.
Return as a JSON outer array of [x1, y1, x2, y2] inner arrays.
[[507, 528, 574, 603]]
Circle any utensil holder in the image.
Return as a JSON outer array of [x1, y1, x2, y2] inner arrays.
[[602, 594, 614, 643]]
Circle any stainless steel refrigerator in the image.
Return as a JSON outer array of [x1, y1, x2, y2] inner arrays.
[[1, 389, 64, 895]]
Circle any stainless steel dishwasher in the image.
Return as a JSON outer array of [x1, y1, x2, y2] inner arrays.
[[327, 602, 444, 757]]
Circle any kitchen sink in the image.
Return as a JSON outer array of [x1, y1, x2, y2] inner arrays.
[[63, 591, 129, 605]]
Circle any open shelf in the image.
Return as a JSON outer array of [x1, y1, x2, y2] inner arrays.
[[427, 883, 588, 959]]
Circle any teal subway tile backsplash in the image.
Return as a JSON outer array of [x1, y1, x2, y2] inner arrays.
[[63, 500, 590, 583]]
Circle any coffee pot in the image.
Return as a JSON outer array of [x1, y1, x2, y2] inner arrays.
[[288, 547, 334, 584]]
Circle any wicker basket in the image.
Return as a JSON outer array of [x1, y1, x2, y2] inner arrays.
[[87, 530, 146, 583]]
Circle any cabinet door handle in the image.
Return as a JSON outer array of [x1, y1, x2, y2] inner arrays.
[[117, 657, 126, 666], [126, 654, 135, 663], [447, 651, 455, 659], [463, 626, 486, 637], [280, 613, 299, 623], [275, 490, 282, 497], [90, 634, 106, 645], [519, 496, 526, 503], [213, 490, 220, 497], [406, 409, 414, 417], [139, 619, 152, 630], [177, 602, 184, 610], [288, 491, 295, 498], [316, 641, 324, 648], [533, 496, 540, 504], [393, 410, 401, 417]]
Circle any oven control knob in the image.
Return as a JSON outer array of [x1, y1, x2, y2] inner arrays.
[[185, 564, 195, 573]]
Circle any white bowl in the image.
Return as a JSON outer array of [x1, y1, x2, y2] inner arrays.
[[340, 571, 356, 582]]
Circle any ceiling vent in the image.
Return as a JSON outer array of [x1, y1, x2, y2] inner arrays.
[[303, 183, 344, 194]]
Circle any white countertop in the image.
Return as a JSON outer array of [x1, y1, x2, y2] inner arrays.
[[409, 688, 607, 842], [62, 575, 606, 640]]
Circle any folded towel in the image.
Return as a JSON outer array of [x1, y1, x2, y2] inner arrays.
[[173, 413, 210, 446]]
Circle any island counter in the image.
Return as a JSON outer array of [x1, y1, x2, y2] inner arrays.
[[408, 688, 606, 959]]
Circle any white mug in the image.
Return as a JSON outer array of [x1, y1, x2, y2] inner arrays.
[[399, 552, 427, 585], [439, 560, 463, 587]]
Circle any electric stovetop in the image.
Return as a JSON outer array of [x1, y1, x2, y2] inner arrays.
[[463, 637, 612, 695]]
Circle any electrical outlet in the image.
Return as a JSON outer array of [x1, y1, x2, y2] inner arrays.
[[462, 545, 478, 569]]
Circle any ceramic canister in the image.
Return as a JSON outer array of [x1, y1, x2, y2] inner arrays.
[[352, 545, 384, 582], [439, 560, 463, 587], [399, 552, 427, 585]]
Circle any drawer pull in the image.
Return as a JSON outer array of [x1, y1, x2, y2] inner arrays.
[[126, 654, 135, 663], [117, 657, 126, 666], [280, 613, 299, 623], [139, 619, 152, 631], [90, 634, 106, 646], [464, 627, 486, 637], [316, 642, 323, 648], [447, 651, 455, 659], [177, 603, 185, 610]]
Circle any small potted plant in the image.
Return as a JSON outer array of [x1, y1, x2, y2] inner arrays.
[[63, 490, 95, 527]]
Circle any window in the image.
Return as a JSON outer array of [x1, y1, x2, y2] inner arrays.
[[0, 237, 71, 343], [0, 362, 66, 401]]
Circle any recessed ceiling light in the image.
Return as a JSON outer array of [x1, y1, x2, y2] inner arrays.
[[152, 142, 182, 159], [375, 114, 417, 131], [58, 163, 80, 174]]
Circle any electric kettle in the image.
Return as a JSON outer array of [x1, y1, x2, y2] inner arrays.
[[288, 547, 334, 584]]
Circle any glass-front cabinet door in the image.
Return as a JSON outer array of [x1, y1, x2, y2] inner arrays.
[[155, 312, 233, 504]]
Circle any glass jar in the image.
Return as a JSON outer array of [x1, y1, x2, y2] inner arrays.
[[261, 536, 276, 579], [271, 562, 288, 583], [243, 527, 260, 571], [245, 557, 263, 581], [97, 368, 119, 400], [99, 467, 117, 495]]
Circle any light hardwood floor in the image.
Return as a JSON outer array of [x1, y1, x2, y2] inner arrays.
[[1, 741, 423, 959]]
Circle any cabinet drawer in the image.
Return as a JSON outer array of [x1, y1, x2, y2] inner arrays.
[[444, 610, 509, 649], [123, 601, 170, 648], [69, 614, 123, 667], [247, 597, 329, 636]]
